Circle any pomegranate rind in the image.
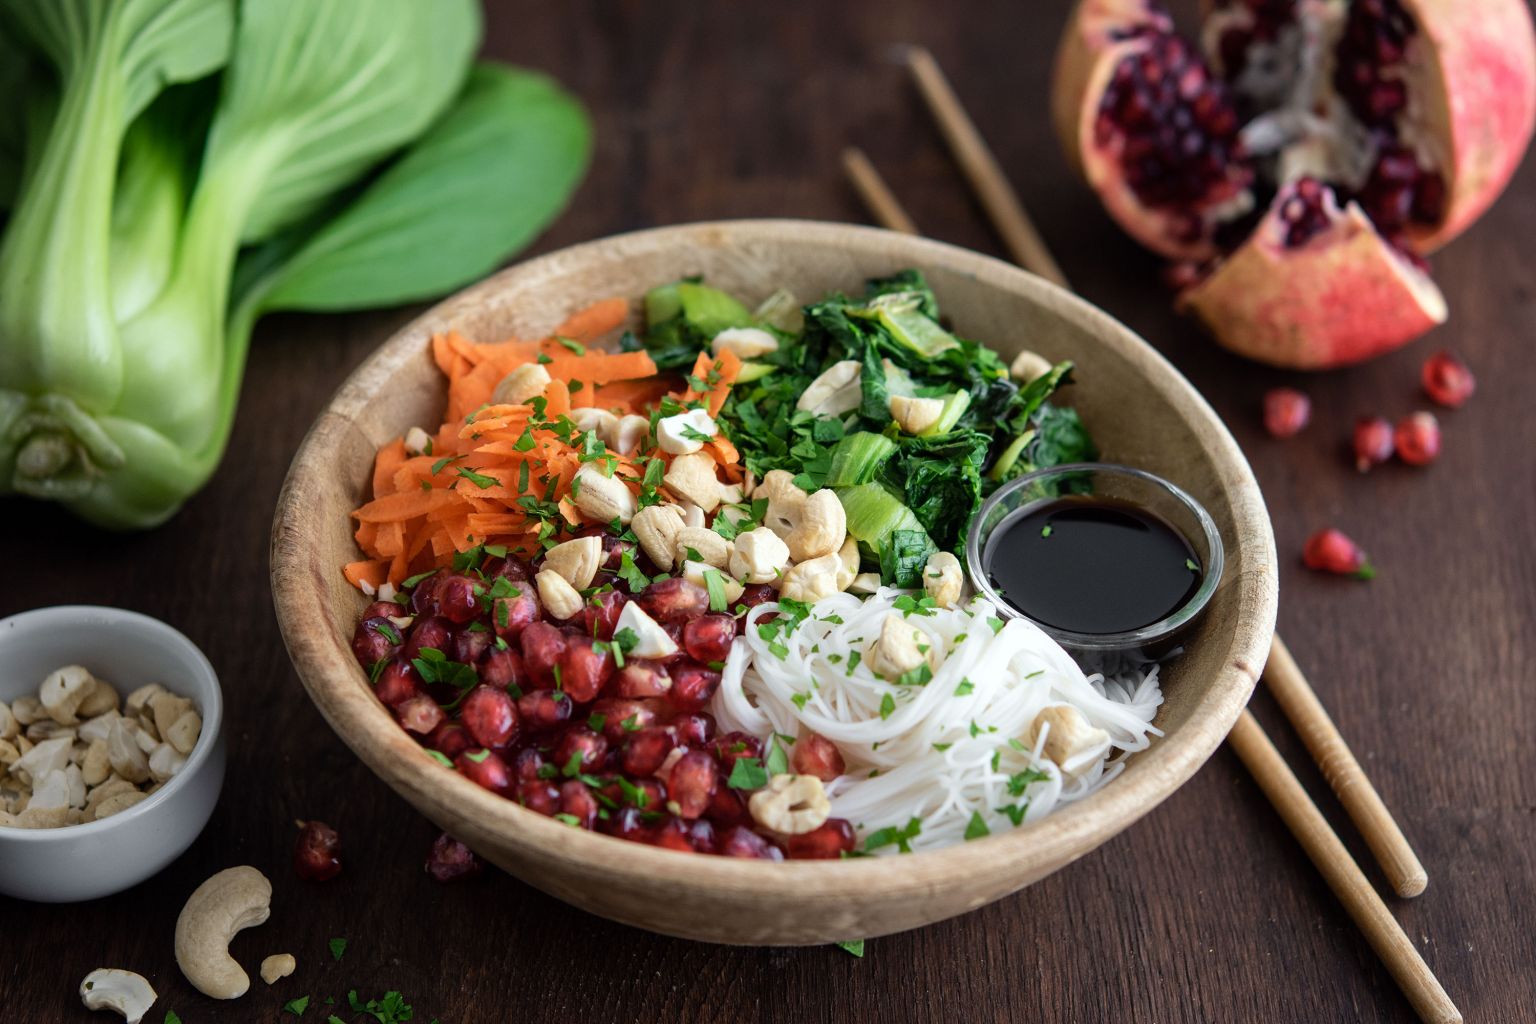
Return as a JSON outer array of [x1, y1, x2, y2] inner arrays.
[[1178, 197, 1447, 369], [1401, 0, 1536, 252]]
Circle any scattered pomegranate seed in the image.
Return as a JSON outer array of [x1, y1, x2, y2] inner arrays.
[[791, 733, 846, 782], [718, 825, 785, 860], [294, 820, 342, 881], [459, 685, 519, 749], [1421, 350, 1475, 407], [1394, 411, 1441, 465], [456, 748, 513, 795], [787, 819, 857, 860], [425, 832, 482, 882], [1262, 387, 1311, 438], [1301, 529, 1375, 579], [708, 731, 763, 774], [667, 750, 719, 819], [1351, 416, 1394, 472]]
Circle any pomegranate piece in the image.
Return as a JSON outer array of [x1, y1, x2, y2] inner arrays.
[[614, 661, 672, 699], [666, 750, 719, 819], [425, 832, 482, 882], [517, 689, 573, 733], [1352, 416, 1395, 472], [718, 825, 785, 861], [649, 815, 694, 851], [520, 621, 567, 688], [622, 726, 677, 778], [492, 587, 541, 640], [558, 780, 601, 829], [737, 583, 778, 610], [361, 600, 399, 620], [683, 614, 737, 664], [459, 685, 519, 749], [409, 571, 445, 615], [672, 711, 716, 747], [404, 615, 452, 661], [487, 555, 533, 582], [425, 720, 473, 759], [478, 645, 526, 692], [1302, 528, 1375, 579], [589, 697, 659, 741], [707, 783, 749, 826], [513, 747, 546, 782], [294, 820, 342, 881], [1394, 411, 1442, 465], [394, 694, 445, 737], [604, 806, 651, 842], [709, 731, 763, 774], [437, 574, 481, 624], [456, 749, 513, 795], [553, 726, 608, 775], [517, 780, 561, 816], [352, 616, 402, 668], [667, 662, 722, 713], [1421, 351, 1475, 408], [1262, 387, 1311, 439], [685, 818, 719, 854], [373, 659, 422, 707], [582, 590, 627, 640], [787, 819, 857, 860], [559, 637, 615, 703], [791, 733, 846, 782], [639, 577, 710, 624], [452, 626, 491, 666]]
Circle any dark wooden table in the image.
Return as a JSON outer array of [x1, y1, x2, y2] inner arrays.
[[5, 2, 1534, 1021]]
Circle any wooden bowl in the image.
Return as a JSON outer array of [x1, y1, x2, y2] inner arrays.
[[272, 221, 1277, 945]]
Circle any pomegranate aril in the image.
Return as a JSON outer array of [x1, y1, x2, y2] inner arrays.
[[683, 614, 737, 664], [492, 588, 541, 640], [673, 711, 716, 747], [707, 783, 749, 826], [709, 731, 763, 774], [1352, 416, 1395, 472], [589, 697, 658, 741], [459, 685, 519, 749], [452, 627, 491, 666], [394, 694, 445, 736], [1421, 351, 1475, 407], [737, 584, 778, 610], [787, 819, 857, 860], [294, 820, 342, 881], [667, 662, 722, 712], [1394, 411, 1441, 465], [409, 572, 445, 615], [517, 779, 561, 816], [520, 621, 567, 688], [479, 645, 526, 691], [582, 590, 627, 640], [559, 637, 615, 703], [718, 825, 785, 861], [513, 747, 546, 782], [666, 750, 718, 820], [622, 727, 676, 778], [488, 555, 533, 582], [456, 749, 513, 795], [361, 600, 399, 620], [352, 616, 401, 668], [404, 616, 452, 661], [685, 818, 718, 854], [1262, 387, 1311, 438], [373, 660, 422, 707], [603, 806, 651, 841], [553, 726, 608, 775], [437, 574, 481, 624], [649, 815, 694, 851], [614, 661, 671, 699], [791, 733, 846, 782], [425, 720, 472, 759], [1302, 528, 1375, 578], [639, 577, 710, 624], [517, 689, 573, 732], [425, 832, 482, 882], [558, 780, 601, 829]]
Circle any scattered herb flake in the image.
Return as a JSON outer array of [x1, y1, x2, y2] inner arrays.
[[964, 811, 991, 841], [727, 756, 769, 790], [283, 995, 310, 1016], [329, 937, 347, 961], [836, 939, 866, 957]]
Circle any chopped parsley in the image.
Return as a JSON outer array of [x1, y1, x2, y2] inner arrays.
[[556, 335, 586, 355], [878, 693, 896, 720], [329, 937, 347, 961], [726, 756, 769, 790], [835, 939, 866, 957], [864, 816, 922, 853], [954, 679, 974, 697], [703, 568, 729, 612], [283, 996, 310, 1016], [963, 811, 991, 841]]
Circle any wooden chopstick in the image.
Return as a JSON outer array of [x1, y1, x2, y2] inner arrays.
[[845, 57, 1457, 1021], [843, 148, 920, 236]]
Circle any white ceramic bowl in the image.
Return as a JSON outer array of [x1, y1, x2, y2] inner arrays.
[[0, 606, 226, 902]]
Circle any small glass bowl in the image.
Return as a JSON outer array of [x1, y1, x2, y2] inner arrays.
[[964, 463, 1224, 657]]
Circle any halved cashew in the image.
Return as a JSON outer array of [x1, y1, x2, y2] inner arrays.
[[166, 711, 203, 756], [77, 679, 120, 718], [795, 360, 862, 416], [18, 770, 71, 828], [674, 526, 730, 569], [778, 553, 843, 604], [82, 739, 111, 786], [175, 866, 273, 999], [834, 536, 860, 591], [403, 426, 432, 455], [748, 774, 831, 834], [535, 570, 584, 621], [889, 395, 945, 435], [64, 763, 86, 807], [80, 968, 157, 1023], [11, 694, 45, 726], [124, 684, 165, 719], [491, 363, 551, 405], [25, 719, 75, 743], [149, 743, 188, 783], [0, 701, 15, 740], [41, 665, 98, 724], [1009, 349, 1052, 384], [573, 464, 637, 525], [613, 602, 678, 659], [729, 527, 790, 584], [84, 778, 136, 817], [632, 503, 686, 568], [679, 502, 706, 528], [149, 692, 194, 743], [571, 407, 618, 444], [543, 536, 603, 590], [93, 790, 148, 820], [868, 613, 930, 679], [680, 561, 745, 604], [758, 470, 807, 540], [1027, 705, 1112, 777], [711, 326, 779, 359], [11, 736, 71, 785], [923, 551, 964, 608], [785, 489, 846, 561], [662, 452, 722, 513], [260, 953, 296, 985], [107, 719, 150, 784], [655, 408, 718, 456], [78, 709, 121, 745], [0, 738, 19, 769], [611, 414, 651, 455], [717, 482, 745, 507], [126, 717, 159, 752]]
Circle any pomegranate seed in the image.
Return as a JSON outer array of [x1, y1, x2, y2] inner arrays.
[[707, 784, 749, 825], [492, 587, 541, 640], [640, 577, 710, 624], [456, 748, 513, 795], [622, 726, 677, 777], [425, 721, 473, 759], [686, 818, 719, 853], [787, 819, 857, 860], [479, 645, 526, 691], [373, 659, 422, 706], [488, 556, 533, 582], [650, 815, 694, 851], [673, 711, 715, 746], [1302, 528, 1375, 579], [1262, 387, 1311, 438], [667, 661, 722, 712], [683, 614, 737, 664], [666, 750, 718, 819], [603, 806, 651, 841], [513, 747, 546, 782], [437, 574, 481, 624], [404, 615, 452, 660], [409, 572, 445, 615], [517, 689, 573, 732], [1394, 411, 1441, 465], [459, 685, 519, 749], [588, 697, 658, 741], [737, 583, 778, 610], [559, 636, 615, 703], [516, 780, 561, 815], [559, 780, 600, 829], [520, 621, 567, 688], [614, 661, 672, 698], [553, 726, 608, 775], [582, 590, 627, 640], [294, 820, 343, 881], [361, 600, 399, 620], [352, 616, 401, 667], [425, 832, 481, 882], [1352, 416, 1395, 472], [791, 733, 846, 782], [452, 627, 491, 665], [718, 826, 785, 860], [394, 694, 445, 736], [1421, 351, 1475, 408], [709, 731, 763, 774]]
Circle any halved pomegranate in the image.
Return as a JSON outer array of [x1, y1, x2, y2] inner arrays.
[[1053, 0, 1536, 368]]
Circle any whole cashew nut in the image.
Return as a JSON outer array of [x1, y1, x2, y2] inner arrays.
[[535, 570, 585, 621], [662, 451, 723, 513], [777, 553, 843, 604], [834, 536, 860, 591], [785, 490, 846, 562], [923, 551, 964, 608], [572, 464, 637, 525], [491, 363, 552, 405], [174, 866, 273, 999], [1009, 349, 1052, 384], [729, 527, 791, 584], [41, 665, 98, 725], [632, 503, 687, 568], [80, 968, 157, 1023], [542, 535, 603, 590], [748, 774, 831, 834], [795, 360, 863, 416], [673, 526, 731, 569], [757, 470, 807, 541]]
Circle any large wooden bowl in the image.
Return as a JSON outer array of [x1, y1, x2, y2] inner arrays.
[[272, 221, 1277, 945]]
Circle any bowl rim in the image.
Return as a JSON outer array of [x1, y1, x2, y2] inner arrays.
[[272, 219, 1275, 897], [0, 604, 224, 844]]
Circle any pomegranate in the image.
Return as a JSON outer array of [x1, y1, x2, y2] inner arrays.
[[294, 820, 342, 881], [718, 826, 785, 861], [791, 733, 846, 782], [459, 686, 519, 749], [1262, 386, 1311, 438], [373, 660, 422, 707], [1421, 349, 1475, 407], [581, 590, 627, 640], [553, 726, 608, 774], [425, 832, 482, 882], [1394, 410, 1441, 464], [516, 779, 562, 815], [709, 731, 763, 774], [456, 749, 513, 795], [559, 781, 601, 829], [1053, 0, 1536, 367], [613, 661, 672, 699], [519, 621, 567, 688], [478, 645, 526, 691], [436, 574, 480, 624], [425, 720, 473, 759], [666, 661, 722, 713], [1302, 527, 1375, 577], [1352, 415, 1395, 471], [517, 688, 573, 732], [666, 750, 718, 819], [351, 616, 401, 667], [650, 815, 695, 851], [787, 819, 857, 860], [558, 636, 615, 702], [621, 727, 676, 777], [404, 615, 452, 661], [394, 694, 445, 736], [683, 614, 737, 664]]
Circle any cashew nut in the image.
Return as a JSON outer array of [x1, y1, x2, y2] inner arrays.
[[748, 774, 831, 834], [572, 463, 637, 525], [543, 535, 603, 590], [1027, 705, 1112, 777], [729, 527, 790, 584], [785, 489, 846, 562], [888, 394, 945, 435], [655, 408, 718, 456], [174, 866, 273, 1000], [674, 526, 731, 569], [923, 551, 964, 608], [613, 602, 678, 659], [77, 679, 120, 718], [80, 968, 157, 1023], [81, 739, 111, 786], [535, 570, 584, 621], [571, 407, 619, 444], [166, 711, 203, 756], [149, 691, 194, 744], [680, 560, 745, 604], [711, 326, 779, 359], [848, 572, 882, 595], [0, 738, 18, 770], [611, 414, 651, 455], [260, 953, 296, 985], [777, 553, 843, 603], [632, 503, 687, 568], [64, 762, 86, 807], [679, 501, 706, 528], [106, 719, 150, 784], [41, 665, 98, 724], [11, 735, 71, 785], [11, 694, 45, 726], [758, 470, 807, 540], [491, 363, 552, 405], [0, 701, 15, 740], [1009, 349, 1052, 384], [83, 777, 136, 818], [25, 719, 76, 743], [662, 451, 722, 512], [835, 536, 860, 591], [148, 743, 188, 783], [403, 426, 432, 455], [795, 360, 862, 416], [17, 770, 71, 828], [93, 790, 148, 820], [868, 613, 930, 679], [124, 683, 165, 719], [77, 709, 120, 744]]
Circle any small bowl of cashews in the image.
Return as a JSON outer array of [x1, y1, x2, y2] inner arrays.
[[0, 605, 226, 902]]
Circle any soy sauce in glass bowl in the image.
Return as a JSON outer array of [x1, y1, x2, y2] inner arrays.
[[965, 464, 1223, 658]]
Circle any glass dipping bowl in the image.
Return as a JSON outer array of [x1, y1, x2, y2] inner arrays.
[[964, 463, 1224, 657]]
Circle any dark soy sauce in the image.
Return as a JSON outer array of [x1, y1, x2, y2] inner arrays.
[[984, 496, 1202, 635]]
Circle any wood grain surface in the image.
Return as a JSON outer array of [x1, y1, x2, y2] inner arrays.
[[2, 1, 1532, 1021]]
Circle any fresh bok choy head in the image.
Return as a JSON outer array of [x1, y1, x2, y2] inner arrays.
[[0, 0, 592, 529]]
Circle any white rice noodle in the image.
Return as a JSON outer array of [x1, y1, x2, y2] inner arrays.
[[713, 589, 1164, 854]]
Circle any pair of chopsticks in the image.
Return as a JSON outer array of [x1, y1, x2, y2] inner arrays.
[[844, 46, 1457, 1024]]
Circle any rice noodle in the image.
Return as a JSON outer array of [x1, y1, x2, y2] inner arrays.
[[713, 589, 1164, 853]]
